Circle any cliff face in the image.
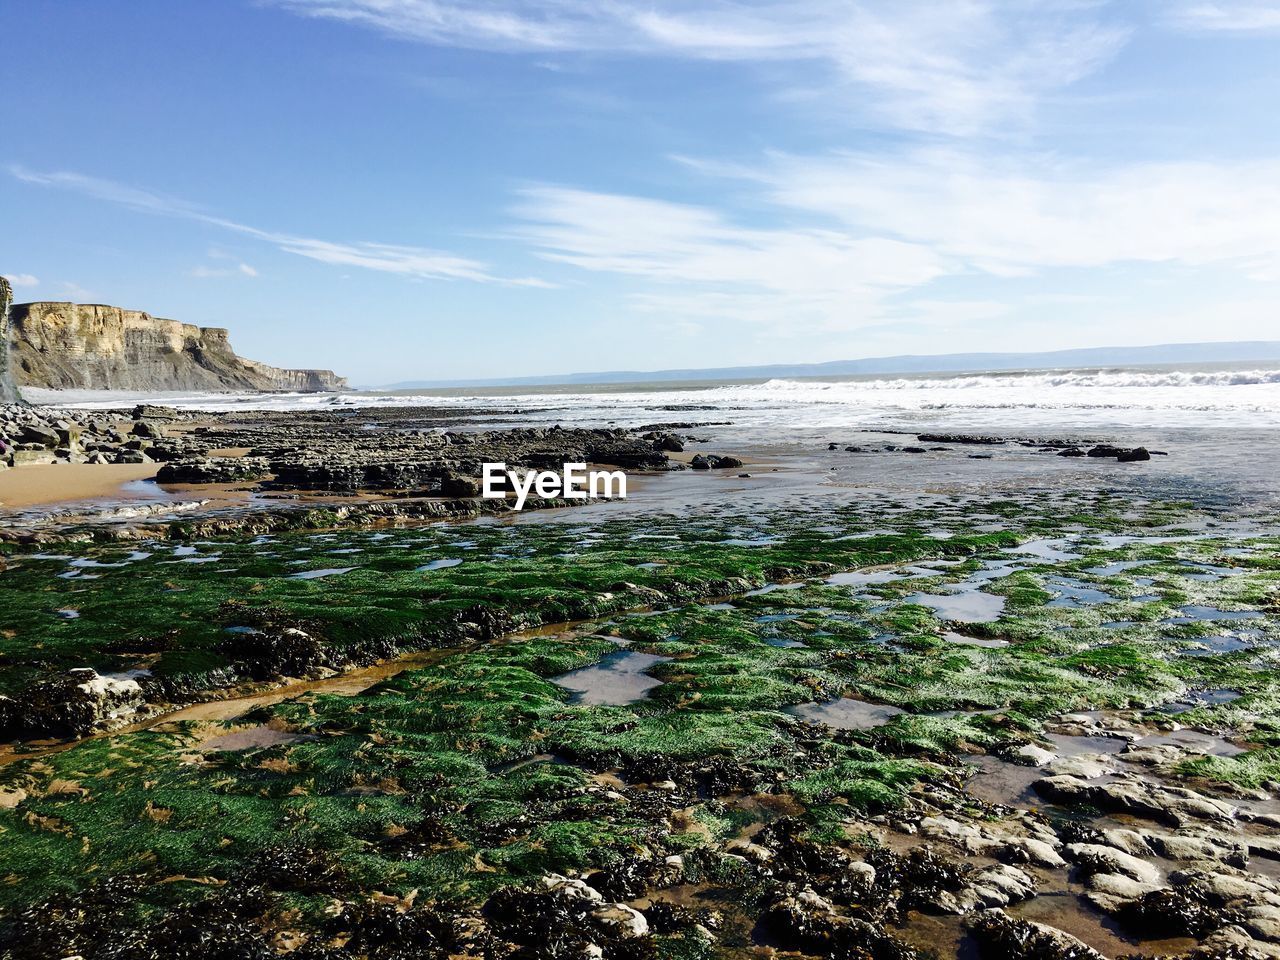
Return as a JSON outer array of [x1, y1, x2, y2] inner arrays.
[[0, 277, 18, 402], [7, 301, 346, 393]]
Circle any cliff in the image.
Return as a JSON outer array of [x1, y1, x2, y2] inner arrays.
[[0, 277, 17, 402], [6, 300, 347, 393]]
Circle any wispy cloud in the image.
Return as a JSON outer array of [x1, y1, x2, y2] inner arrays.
[[6, 273, 40, 287], [512, 185, 953, 330], [752, 149, 1280, 279], [10, 166, 549, 287], [188, 262, 259, 279], [269, 0, 1129, 135], [59, 282, 96, 301], [511, 143, 1280, 332], [1169, 2, 1280, 32]]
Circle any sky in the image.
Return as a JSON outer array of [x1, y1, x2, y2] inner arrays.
[[3, 0, 1280, 385]]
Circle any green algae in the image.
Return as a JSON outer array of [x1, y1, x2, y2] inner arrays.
[[1, 489, 1277, 933]]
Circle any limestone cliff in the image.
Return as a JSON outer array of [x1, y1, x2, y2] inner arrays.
[[7, 300, 347, 393], [0, 277, 18, 402]]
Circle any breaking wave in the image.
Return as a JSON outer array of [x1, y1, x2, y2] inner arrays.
[[29, 364, 1280, 432], [740, 369, 1280, 394]]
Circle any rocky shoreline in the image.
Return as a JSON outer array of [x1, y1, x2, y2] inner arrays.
[[830, 432, 1162, 463], [2, 395, 1278, 960], [1, 485, 1278, 959], [0, 403, 762, 544]]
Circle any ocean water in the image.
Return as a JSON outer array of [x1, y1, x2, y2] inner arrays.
[[28, 363, 1280, 432], [25, 362, 1280, 508]]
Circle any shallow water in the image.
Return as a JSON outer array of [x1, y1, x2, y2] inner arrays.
[[1087, 560, 1155, 576], [826, 565, 939, 587], [962, 753, 1043, 807], [1135, 728, 1245, 758], [786, 697, 904, 729], [1167, 605, 1264, 623], [1180, 634, 1258, 656], [1008, 538, 1081, 562], [1160, 688, 1242, 713], [906, 590, 1006, 623], [552, 650, 670, 706], [200, 725, 309, 752], [417, 558, 463, 571], [289, 567, 356, 580], [942, 630, 1008, 649], [1045, 576, 1116, 609]]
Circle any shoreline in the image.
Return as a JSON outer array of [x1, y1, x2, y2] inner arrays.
[[0, 461, 163, 509], [4, 397, 1280, 960]]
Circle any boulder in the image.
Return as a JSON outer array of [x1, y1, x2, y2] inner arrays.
[[131, 421, 164, 439], [439, 473, 481, 497], [18, 424, 59, 447], [1067, 843, 1163, 885], [132, 404, 181, 420], [967, 908, 1106, 960], [3, 668, 147, 738], [156, 457, 269, 484], [591, 903, 649, 939]]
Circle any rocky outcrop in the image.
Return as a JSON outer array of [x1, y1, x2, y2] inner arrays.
[[0, 277, 18, 403], [7, 300, 346, 393], [1, 668, 148, 739], [1, 403, 204, 470]]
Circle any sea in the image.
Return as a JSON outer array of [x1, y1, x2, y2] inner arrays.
[[23, 361, 1280, 511]]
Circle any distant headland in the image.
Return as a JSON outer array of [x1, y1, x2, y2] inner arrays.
[[0, 280, 345, 395], [382, 341, 1280, 390]]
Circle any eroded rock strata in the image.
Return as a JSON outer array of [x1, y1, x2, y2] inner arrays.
[[0, 404, 680, 496], [7, 300, 346, 392], [0, 277, 18, 404]]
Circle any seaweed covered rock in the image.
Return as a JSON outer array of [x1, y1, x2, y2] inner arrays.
[[1116, 887, 1225, 940], [260, 426, 675, 493], [483, 875, 657, 959], [689, 454, 743, 470], [218, 627, 332, 681], [586, 857, 683, 902], [0, 874, 277, 960], [2, 668, 147, 738], [967, 908, 1106, 960], [157, 457, 271, 484], [761, 887, 920, 959]]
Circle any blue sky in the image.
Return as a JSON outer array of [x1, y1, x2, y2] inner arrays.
[[3, 1, 1280, 385]]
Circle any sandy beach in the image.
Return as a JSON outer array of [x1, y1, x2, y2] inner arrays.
[[0, 462, 160, 509]]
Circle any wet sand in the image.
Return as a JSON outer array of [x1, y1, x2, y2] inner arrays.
[[0, 462, 161, 508]]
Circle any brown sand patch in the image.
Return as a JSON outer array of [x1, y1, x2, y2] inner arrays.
[[0, 463, 160, 509]]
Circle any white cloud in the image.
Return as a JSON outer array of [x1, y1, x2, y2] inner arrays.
[[270, 0, 1129, 135], [513, 185, 953, 329], [1169, 2, 1280, 32], [509, 144, 1280, 334], [187, 262, 259, 279], [59, 282, 96, 300], [11, 166, 548, 287], [6, 273, 39, 287], [755, 149, 1280, 278]]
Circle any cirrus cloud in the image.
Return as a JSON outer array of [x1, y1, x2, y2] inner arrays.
[[269, 0, 1130, 136], [10, 166, 551, 288]]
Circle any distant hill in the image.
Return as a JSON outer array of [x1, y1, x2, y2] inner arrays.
[[382, 341, 1280, 389]]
